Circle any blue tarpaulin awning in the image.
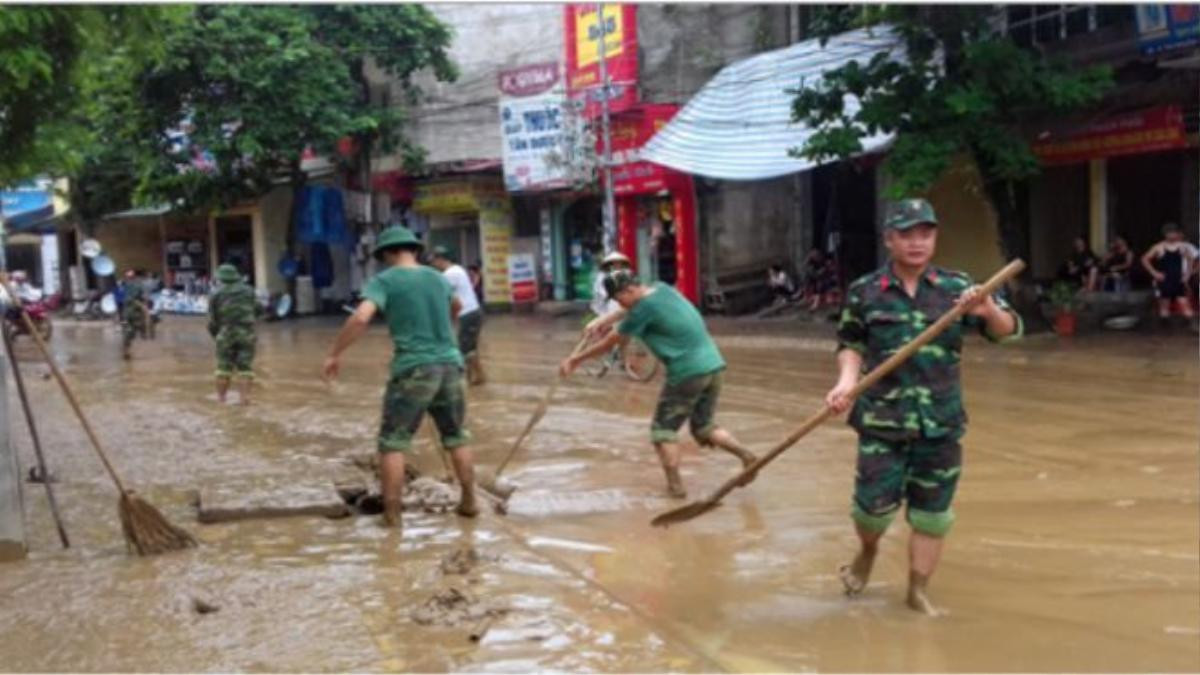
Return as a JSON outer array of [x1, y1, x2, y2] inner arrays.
[[641, 28, 905, 182], [1, 180, 55, 231]]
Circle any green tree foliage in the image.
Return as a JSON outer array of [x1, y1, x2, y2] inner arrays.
[[0, 5, 178, 186], [127, 4, 456, 211], [790, 6, 1113, 260]]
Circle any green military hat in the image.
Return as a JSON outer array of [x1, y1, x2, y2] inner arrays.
[[215, 264, 242, 283], [885, 198, 939, 231], [372, 226, 423, 256], [431, 245, 455, 260]]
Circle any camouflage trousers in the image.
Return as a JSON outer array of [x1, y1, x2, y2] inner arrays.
[[457, 310, 483, 357], [215, 327, 256, 378], [378, 363, 469, 453], [121, 308, 147, 349], [851, 431, 963, 537], [650, 370, 723, 444]]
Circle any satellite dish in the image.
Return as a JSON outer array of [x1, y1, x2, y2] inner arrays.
[[100, 293, 117, 315], [90, 255, 115, 277], [275, 293, 292, 319], [80, 239, 102, 259]]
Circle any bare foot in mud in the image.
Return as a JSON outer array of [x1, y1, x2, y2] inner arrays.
[[662, 465, 687, 499], [732, 450, 759, 486], [839, 550, 876, 596], [456, 497, 480, 518], [381, 499, 403, 529], [906, 574, 942, 616]]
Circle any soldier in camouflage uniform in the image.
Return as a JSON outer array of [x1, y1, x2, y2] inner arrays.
[[323, 226, 477, 530], [208, 264, 258, 405], [120, 269, 148, 360], [825, 198, 1022, 616]]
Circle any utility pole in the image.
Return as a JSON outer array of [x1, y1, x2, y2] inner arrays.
[[594, 2, 617, 254], [0, 210, 27, 561]]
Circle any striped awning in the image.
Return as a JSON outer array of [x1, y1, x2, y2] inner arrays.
[[641, 28, 904, 181]]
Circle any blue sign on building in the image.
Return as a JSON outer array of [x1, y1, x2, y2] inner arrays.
[[0, 179, 54, 231], [1136, 4, 1200, 55]]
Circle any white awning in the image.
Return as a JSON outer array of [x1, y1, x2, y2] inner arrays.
[[641, 28, 904, 182]]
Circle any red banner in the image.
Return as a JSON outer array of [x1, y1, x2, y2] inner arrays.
[[603, 104, 678, 196], [1033, 105, 1188, 165], [564, 4, 638, 119]]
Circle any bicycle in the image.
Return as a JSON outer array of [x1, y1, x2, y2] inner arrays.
[[581, 334, 660, 382]]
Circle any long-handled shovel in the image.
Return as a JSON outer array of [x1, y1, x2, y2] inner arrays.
[[651, 259, 1026, 528], [478, 335, 592, 504], [1, 277, 196, 555], [2, 326, 69, 548]]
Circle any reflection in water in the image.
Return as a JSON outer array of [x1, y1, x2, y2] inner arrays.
[[0, 317, 1196, 672]]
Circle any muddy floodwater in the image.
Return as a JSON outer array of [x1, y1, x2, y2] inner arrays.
[[1, 313, 1196, 672]]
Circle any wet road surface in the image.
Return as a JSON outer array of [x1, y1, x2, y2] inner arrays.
[[1, 313, 1197, 672]]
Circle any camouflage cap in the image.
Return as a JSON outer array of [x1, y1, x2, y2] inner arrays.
[[602, 269, 640, 300], [215, 264, 242, 283], [885, 198, 939, 231], [372, 226, 423, 256]]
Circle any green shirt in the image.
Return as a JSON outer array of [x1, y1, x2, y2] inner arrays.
[[836, 264, 1023, 440], [362, 265, 463, 376], [618, 282, 725, 384]]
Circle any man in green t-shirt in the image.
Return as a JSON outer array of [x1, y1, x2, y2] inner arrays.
[[561, 270, 757, 498], [322, 226, 477, 529]]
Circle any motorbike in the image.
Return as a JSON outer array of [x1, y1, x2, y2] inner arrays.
[[4, 298, 53, 341]]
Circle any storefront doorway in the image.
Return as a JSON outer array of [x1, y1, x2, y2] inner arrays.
[[562, 197, 602, 301], [813, 163, 878, 282], [428, 214, 481, 267], [214, 214, 254, 285]]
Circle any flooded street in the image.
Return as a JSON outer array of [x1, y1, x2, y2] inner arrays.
[[1, 313, 1197, 672]]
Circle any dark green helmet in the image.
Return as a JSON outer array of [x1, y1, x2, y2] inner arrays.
[[372, 226, 423, 257], [215, 264, 242, 283]]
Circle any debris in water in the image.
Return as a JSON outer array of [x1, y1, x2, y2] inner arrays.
[[403, 477, 459, 514], [410, 587, 506, 628], [192, 597, 220, 615], [440, 547, 500, 576], [27, 466, 56, 484]]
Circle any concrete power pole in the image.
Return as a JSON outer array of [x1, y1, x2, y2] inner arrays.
[[0, 213, 28, 561], [594, 2, 617, 255]]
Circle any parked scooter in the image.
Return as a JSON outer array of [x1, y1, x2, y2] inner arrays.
[[4, 297, 53, 340]]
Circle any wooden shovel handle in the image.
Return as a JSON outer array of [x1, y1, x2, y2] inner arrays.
[[493, 333, 592, 478], [1, 278, 129, 494], [703, 259, 1026, 505]]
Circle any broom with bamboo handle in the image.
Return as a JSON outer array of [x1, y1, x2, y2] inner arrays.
[[651, 259, 1026, 528], [1, 276, 196, 555]]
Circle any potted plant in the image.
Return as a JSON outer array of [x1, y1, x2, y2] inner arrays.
[[1047, 281, 1078, 336]]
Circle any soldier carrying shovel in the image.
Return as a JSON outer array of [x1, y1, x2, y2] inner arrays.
[[825, 198, 1023, 616]]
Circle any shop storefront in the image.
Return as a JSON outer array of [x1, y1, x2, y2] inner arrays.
[[609, 104, 699, 303], [412, 176, 514, 307], [1029, 104, 1198, 282]]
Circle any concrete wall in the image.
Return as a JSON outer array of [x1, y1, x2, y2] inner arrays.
[[638, 5, 792, 106], [699, 175, 802, 275], [93, 218, 163, 277], [374, 4, 565, 171], [924, 158, 1008, 281]]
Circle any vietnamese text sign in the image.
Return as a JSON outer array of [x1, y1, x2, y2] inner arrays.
[[480, 209, 513, 305], [1033, 106, 1188, 165], [508, 253, 538, 304], [1137, 5, 1200, 55], [602, 104, 679, 196], [499, 63, 572, 192], [565, 4, 638, 119]]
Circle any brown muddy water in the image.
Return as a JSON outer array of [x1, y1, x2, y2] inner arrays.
[[1, 314, 1196, 672]]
